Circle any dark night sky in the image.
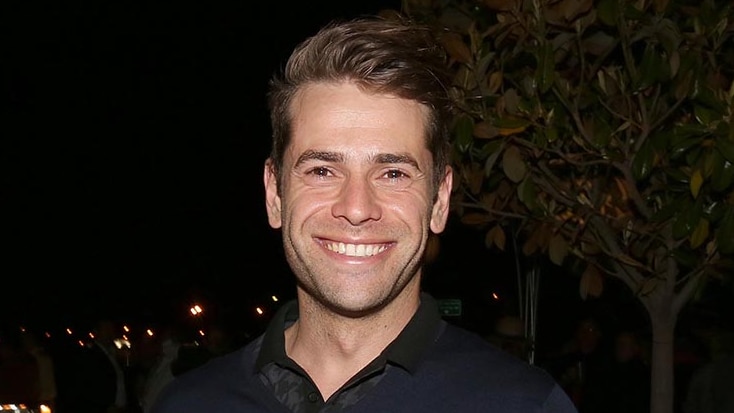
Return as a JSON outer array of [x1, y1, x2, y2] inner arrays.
[[5, 1, 730, 349], [4, 0, 416, 325], [4, 0, 535, 332]]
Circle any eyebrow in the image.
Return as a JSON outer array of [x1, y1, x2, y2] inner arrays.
[[374, 153, 421, 171], [294, 150, 421, 171], [294, 150, 343, 168]]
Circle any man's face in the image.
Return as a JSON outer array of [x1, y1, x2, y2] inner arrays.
[[264, 82, 452, 316]]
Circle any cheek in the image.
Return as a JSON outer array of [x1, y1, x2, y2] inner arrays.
[[282, 189, 329, 222], [384, 194, 434, 225]]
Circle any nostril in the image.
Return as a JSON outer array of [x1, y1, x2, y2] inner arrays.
[[331, 180, 382, 224]]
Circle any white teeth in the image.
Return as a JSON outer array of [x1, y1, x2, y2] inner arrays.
[[327, 242, 386, 257]]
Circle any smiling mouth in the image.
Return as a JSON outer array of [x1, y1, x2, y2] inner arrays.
[[324, 242, 388, 257]]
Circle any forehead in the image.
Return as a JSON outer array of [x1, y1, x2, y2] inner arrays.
[[288, 82, 430, 159]]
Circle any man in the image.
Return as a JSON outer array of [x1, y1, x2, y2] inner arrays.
[[151, 15, 577, 413]]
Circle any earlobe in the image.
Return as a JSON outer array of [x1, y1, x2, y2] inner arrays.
[[264, 159, 283, 229], [267, 195, 282, 228], [430, 166, 453, 234]]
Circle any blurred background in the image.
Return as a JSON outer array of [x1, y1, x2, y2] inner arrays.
[[5, 0, 732, 356], [4, 1, 734, 413]]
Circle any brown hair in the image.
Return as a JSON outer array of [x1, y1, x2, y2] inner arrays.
[[266, 15, 453, 196]]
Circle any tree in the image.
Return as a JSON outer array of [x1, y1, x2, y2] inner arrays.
[[402, 1, 734, 412]]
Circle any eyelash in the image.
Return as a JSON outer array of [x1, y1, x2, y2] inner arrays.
[[384, 169, 408, 180], [305, 167, 410, 180], [307, 166, 332, 177]]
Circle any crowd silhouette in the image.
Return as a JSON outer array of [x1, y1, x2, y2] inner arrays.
[[2, 307, 732, 413], [0, 316, 249, 413]]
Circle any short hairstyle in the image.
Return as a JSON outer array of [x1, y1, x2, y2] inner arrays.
[[266, 15, 453, 196]]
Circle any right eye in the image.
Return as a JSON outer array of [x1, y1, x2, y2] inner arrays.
[[305, 166, 332, 178]]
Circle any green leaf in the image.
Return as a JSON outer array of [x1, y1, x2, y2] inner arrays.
[[536, 42, 555, 93], [475, 51, 495, 82], [703, 148, 717, 178], [650, 130, 673, 152], [669, 50, 680, 78], [622, 2, 645, 20], [473, 121, 500, 140], [651, 199, 679, 222], [504, 88, 522, 115], [669, 137, 701, 160], [483, 140, 504, 176], [672, 199, 698, 239], [664, 167, 690, 184], [674, 123, 709, 140], [690, 169, 704, 198], [636, 45, 664, 91], [686, 146, 704, 168], [502, 146, 527, 183], [632, 139, 655, 180], [694, 105, 718, 125], [715, 207, 734, 254], [479, 139, 503, 159], [454, 115, 474, 153], [711, 159, 734, 193], [532, 129, 548, 147], [582, 31, 616, 57], [517, 176, 538, 210], [549, 234, 569, 265], [580, 265, 604, 299], [692, 82, 726, 113], [717, 137, 734, 163], [690, 218, 709, 249], [494, 116, 531, 130], [439, 31, 473, 64], [591, 116, 613, 147], [597, 0, 619, 26], [486, 225, 506, 251], [654, 18, 682, 54], [545, 126, 559, 143], [715, 121, 732, 140], [707, 201, 726, 222]]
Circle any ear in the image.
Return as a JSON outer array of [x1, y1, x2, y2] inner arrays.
[[429, 166, 453, 234], [263, 158, 283, 229]]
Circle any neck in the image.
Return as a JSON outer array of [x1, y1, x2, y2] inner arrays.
[[285, 283, 421, 400]]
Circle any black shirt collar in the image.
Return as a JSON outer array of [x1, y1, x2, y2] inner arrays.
[[255, 292, 444, 374]]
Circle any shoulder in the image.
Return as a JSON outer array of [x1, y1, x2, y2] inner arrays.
[[151, 339, 264, 412], [373, 322, 577, 412], [423, 323, 573, 407], [432, 323, 536, 373]]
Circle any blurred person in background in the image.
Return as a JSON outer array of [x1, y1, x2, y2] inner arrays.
[[683, 327, 734, 413], [542, 316, 607, 411], [171, 319, 239, 376], [0, 328, 40, 407], [137, 323, 184, 413], [58, 318, 133, 413], [485, 315, 529, 361], [584, 329, 651, 413], [20, 328, 58, 412]]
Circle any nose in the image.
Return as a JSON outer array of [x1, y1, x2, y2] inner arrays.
[[331, 175, 382, 225]]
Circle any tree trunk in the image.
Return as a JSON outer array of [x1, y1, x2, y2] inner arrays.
[[649, 311, 677, 413]]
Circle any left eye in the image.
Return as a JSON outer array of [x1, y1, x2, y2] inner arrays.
[[308, 167, 332, 177], [384, 169, 408, 179]]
